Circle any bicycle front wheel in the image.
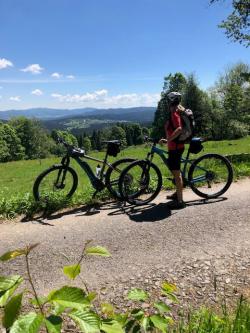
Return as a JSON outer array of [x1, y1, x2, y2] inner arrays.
[[33, 165, 78, 202], [188, 154, 233, 199], [118, 160, 162, 206], [105, 158, 136, 199]]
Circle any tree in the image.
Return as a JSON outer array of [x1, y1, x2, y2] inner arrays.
[[152, 73, 187, 139], [82, 137, 92, 152], [210, 0, 250, 47], [9, 117, 52, 159], [182, 74, 212, 136], [109, 126, 127, 147], [0, 122, 25, 162]]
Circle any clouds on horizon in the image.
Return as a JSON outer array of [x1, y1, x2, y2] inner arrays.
[[51, 89, 160, 107]]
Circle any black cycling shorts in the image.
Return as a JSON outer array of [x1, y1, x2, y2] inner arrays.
[[167, 149, 184, 171]]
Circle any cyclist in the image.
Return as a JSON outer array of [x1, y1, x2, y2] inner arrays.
[[159, 91, 186, 209]]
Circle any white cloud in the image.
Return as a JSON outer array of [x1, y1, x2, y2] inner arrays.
[[66, 75, 75, 79], [0, 58, 13, 69], [10, 96, 21, 102], [51, 72, 62, 79], [51, 89, 160, 107], [31, 89, 43, 96], [21, 64, 44, 74]]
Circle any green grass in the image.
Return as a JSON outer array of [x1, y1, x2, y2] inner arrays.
[[0, 136, 250, 218], [173, 296, 250, 333]]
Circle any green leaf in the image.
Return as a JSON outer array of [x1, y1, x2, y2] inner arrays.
[[161, 282, 177, 294], [167, 293, 179, 303], [30, 296, 48, 307], [70, 309, 100, 333], [113, 313, 128, 327], [150, 314, 168, 333], [3, 293, 23, 329], [127, 288, 149, 302], [101, 303, 114, 316], [86, 292, 97, 302], [101, 319, 125, 333], [63, 264, 81, 280], [154, 301, 171, 313], [0, 276, 23, 307], [45, 315, 62, 333], [52, 303, 66, 316], [141, 316, 150, 331], [0, 275, 23, 292], [131, 309, 144, 320], [10, 312, 43, 333], [0, 249, 26, 261], [85, 246, 111, 257], [49, 286, 90, 310]]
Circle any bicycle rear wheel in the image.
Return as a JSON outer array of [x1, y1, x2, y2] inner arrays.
[[33, 165, 78, 202], [105, 158, 135, 199], [188, 154, 233, 199], [118, 160, 162, 205]]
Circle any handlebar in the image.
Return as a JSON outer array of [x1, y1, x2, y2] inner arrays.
[[57, 137, 85, 156], [144, 136, 159, 144]]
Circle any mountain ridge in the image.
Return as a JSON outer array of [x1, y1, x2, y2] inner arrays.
[[0, 106, 156, 121]]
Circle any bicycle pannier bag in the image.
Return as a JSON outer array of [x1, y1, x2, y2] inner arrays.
[[107, 142, 120, 157], [189, 138, 203, 154]]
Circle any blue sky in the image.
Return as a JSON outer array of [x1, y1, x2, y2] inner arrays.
[[0, 0, 249, 111]]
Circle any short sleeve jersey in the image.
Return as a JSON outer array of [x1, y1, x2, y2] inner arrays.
[[164, 110, 184, 151]]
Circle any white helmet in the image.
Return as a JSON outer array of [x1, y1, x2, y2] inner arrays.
[[167, 91, 182, 104]]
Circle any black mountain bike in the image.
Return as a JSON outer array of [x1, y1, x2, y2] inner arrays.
[[33, 137, 135, 202], [118, 137, 233, 206]]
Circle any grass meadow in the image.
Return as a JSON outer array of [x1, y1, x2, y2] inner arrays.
[[0, 136, 250, 218]]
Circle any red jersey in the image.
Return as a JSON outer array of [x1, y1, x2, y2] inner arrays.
[[164, 110, 184, 151]]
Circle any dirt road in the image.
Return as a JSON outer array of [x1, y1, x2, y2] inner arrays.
[[1, 178, 250, 305]]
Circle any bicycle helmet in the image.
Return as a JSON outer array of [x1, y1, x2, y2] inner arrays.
[[167, 91, 182, 105]]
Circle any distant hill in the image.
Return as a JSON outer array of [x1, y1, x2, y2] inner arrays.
[[0, 106, 155, 121], [0, 107, 156, 134], [0, 107, 95, 120]]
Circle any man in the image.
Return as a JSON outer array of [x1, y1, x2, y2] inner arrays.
[[159, 92, 186, 209]]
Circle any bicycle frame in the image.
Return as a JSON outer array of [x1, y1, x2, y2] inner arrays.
[[147, 144, 208, 186], [60, 150, 116, 191]]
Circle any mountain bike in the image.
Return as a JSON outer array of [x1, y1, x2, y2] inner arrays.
[[33, 137, 135, 202], [118, 137, 233, 206]]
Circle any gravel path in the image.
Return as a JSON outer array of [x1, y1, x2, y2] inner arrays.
[[0, 178, 250, 312]]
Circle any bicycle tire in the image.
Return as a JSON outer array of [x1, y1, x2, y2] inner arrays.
[[105, 158, 136, 199], [33, 165, 78, 202], [188, 153, 233, 199], [118, 160, 162, 206]]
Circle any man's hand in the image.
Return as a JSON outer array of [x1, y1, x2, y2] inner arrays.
[[159, 138, 167, 145]]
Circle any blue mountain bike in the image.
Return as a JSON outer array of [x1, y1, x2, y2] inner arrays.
[[118, 137, 233, 206]]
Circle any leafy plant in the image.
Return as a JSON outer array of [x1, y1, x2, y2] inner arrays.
[[1, 243, 250, 332]]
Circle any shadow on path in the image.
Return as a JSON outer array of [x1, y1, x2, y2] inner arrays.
[[20, 196, 228, 225]]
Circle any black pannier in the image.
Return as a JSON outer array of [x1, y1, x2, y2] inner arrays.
[[107, 142, 121, 157], [189, 138, 203, 154]]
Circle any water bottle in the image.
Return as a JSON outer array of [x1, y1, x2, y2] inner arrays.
[[96, 164, 101, 178]]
